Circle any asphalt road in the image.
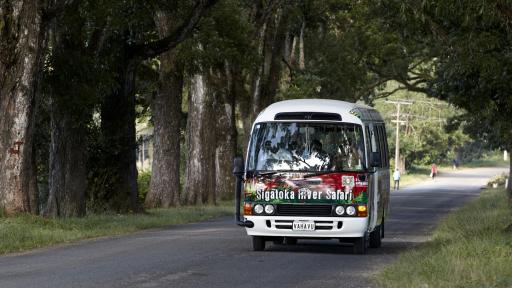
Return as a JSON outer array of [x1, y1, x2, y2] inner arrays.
[[0, 167, 506, 288]]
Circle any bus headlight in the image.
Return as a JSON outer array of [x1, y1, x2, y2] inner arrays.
[[264, 204, 275, 214], [334, 206, 345, 216], [254, 204, 264, 214], [346, 206, 356, 216]]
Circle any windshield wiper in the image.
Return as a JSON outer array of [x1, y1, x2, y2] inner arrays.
[[246, 170, 280, 177], [291, 155, 312, 168], [302, 171, 335, 178]]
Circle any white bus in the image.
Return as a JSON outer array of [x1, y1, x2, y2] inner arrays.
[[233, 99, 390, 254]]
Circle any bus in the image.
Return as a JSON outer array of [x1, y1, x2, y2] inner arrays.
[[233, 99, 390, 254]]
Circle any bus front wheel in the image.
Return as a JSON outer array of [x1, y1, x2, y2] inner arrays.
[[252, 236, 266, 251], [353, 234, 368, 254]]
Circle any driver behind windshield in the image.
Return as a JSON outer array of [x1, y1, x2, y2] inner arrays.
[[249, 123, 365, 172], [257, 140, 293, 170], [307, 139, 330, 170]]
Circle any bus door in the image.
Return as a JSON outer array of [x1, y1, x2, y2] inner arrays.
[[366, 123, 389, 230], [375, 124, 390, 220]]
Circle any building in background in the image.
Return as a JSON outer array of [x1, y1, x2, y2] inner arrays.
[[136, 122, 154, 171]]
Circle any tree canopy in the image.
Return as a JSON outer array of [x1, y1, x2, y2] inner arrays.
[[0, 0, 510, 216]]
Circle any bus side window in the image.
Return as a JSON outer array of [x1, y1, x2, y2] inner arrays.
[[365, 126, 372, 166], [381, 125, 390, 168], [368, 125, 382, 167], [373, 125, 383, 168], [376, 125, 388, 168]]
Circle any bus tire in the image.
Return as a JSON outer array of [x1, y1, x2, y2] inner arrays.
[[252, 236, 266, 251], [284, 237, 297, 245], [369, 225, 382, 248], [353, 234, 367, 254]]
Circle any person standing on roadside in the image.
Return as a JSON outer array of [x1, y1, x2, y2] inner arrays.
[[393, 168, 401, 190], [431, 163, 438, 180]]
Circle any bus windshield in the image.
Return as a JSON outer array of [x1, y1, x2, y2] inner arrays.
[[247, 122, 366, 172]]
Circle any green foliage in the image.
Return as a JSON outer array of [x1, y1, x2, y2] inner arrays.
[[376, 188, 512, 287], [487, 173, 509, 188], [137, 171, 152, 203], [176, 0, 254, 76], [279, 0, 380, 102], [27, 0, 510, 216], [374, 90, 472, 167], [368, 0, 512, 151], [279, 72, 322, 100]]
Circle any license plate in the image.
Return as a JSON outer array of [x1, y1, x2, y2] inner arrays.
[[292, 221, 315, 231]]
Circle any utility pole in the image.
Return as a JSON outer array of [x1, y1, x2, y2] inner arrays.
[[386, 100, 412, 170]]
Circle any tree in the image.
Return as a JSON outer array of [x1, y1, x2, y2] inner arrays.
[[92, 0, 218, 212], [43, 0, 108, 217], [373, 89, 472, 170], [182, 0, 259, 204], [0, 0, 47, 215], [368, 0, 512, 200], [144, 10, 184, 208]]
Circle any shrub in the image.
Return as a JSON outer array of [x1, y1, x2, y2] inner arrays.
[[138, 171, 152, 203], [487, 173, 508, 188]]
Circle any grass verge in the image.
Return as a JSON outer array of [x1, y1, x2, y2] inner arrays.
[[393, 166, 431, 188], [376, 188, 512, 288], [0, 202, 232, 255]]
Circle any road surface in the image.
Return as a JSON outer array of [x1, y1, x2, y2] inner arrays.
[[0, 167, 506, 288]]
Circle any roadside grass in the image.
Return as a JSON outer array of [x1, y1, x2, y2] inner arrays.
[[376, 188, 512, 288], [393, 166, 431, 188], [0, 202, 232, 255], [464, 154, 509, 168]]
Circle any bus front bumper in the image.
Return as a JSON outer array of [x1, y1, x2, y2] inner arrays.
[[243, 216, 368, 238]]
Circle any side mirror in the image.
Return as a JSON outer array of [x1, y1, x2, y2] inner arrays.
[[233, 156, 244, 176], [370, 152, 381, 168]]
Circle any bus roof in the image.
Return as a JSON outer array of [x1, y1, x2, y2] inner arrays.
[[254, 99, 384, 123]]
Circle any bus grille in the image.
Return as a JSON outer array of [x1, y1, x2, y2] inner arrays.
[[276, 204, 332, 216]]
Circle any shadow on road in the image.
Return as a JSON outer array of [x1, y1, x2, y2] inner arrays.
[[263, 239, 415, 256]]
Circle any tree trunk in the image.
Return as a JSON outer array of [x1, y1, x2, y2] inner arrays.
[[185, 73, 216, 205], [44, 7, 95, 217], [145, 52, 183, 208], [290, 35, 297, 65], [100, 50, 140, 213], [252, 8, 289, 118], [508, 150, 512, 205], [284, 32, 291, 63], [298, 20, 305, 70], [214, 64, 236, 201], [28, 141, 39, 213], [0, 1, 45, 215], [262, 11, 288, 108], [251, 16, 275, 120], [45, 105, 87, 217], [145, 11, 184, 208]]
